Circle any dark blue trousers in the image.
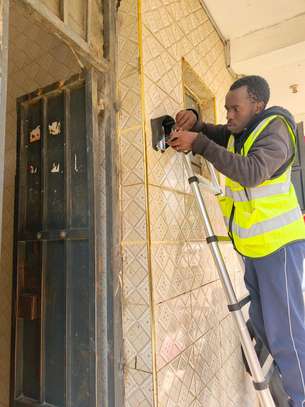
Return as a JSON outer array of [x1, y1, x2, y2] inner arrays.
[[244, 241, 305, 407]]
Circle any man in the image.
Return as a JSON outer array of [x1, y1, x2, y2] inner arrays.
[[168, 75, 305, 407]]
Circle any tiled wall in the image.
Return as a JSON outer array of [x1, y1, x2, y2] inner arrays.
[[118, 0, 257, 406], [0, 2, 80, 406]]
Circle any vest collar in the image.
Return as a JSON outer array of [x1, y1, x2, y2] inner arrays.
[[233, 106, 296, 153]]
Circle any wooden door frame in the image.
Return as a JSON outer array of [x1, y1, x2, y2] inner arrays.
[[0, 0, 10, 260]]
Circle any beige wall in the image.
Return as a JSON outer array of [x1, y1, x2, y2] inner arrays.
[[0, 2, 80, 406], [118, 0, 257, 406]]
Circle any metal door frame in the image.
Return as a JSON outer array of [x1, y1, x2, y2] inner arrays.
[[11, 72, 96, 407], [8, 1, 124, 406]]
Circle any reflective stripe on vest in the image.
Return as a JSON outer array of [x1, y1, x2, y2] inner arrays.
[[224, 207, 302, 239], [225, 174, 291, 202]]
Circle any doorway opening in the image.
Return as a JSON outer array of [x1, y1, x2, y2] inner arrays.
[[1, 2, 98, 406]]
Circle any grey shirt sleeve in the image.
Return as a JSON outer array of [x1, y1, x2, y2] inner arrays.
[[191, 120, 231, 147], [191, 118, 295, 188]]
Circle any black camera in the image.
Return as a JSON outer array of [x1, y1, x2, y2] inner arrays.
[[151, 115, 176, 152]]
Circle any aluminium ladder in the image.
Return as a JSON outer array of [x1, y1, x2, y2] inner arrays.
[[182, 152, 277, 407]]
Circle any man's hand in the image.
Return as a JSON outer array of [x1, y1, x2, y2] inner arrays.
[[175, 110, 197, 130], [168, 129, 199, 152]]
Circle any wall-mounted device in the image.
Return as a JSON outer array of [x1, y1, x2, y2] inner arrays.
[[151, 115, 176, 152]]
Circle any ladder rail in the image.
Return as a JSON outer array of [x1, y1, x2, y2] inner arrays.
[[183, 153, 276, 407]]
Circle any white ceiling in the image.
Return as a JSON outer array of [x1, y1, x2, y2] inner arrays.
[[203, 0, 305, 118], [203, 0, 305, 39]]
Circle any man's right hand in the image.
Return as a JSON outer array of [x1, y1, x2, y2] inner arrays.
[[175, 110, 197, 130]]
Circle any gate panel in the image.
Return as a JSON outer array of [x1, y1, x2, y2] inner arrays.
[[12, 74, 96, 407], [45, 240, 65, 406]]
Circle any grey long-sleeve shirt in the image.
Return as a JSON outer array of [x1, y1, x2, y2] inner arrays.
[[191, 118, 295, 188]]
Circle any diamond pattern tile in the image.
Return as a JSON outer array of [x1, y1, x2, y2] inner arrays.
[[151, 241, 219, 303], [122, 243, 150, 305], [117, 0, 141, 132], [151, 243, 192, 302], [190, 242, 219, 290], [183, 193, 206, 241], [144, 75, 181, 123], [184, 188, 228, 238], [158, 346, 197, 407], [149, 186, 181, 241], [215, 348, 257, 406], [123, 302, 152, 372], [157, 327, 223, 406], [155, 292, 193, 369], [125, 368, 154, 407], [121, 184, 147, 242], [142, 27, 182, 105], [191, 327, 222, 392], [155, 281, 228, 371], [120, 128, 145, 186], [190, 285, 219, 341], [219, 315, 241, 366], [119, 82, 142, 130], [147, 147, 187, 194]]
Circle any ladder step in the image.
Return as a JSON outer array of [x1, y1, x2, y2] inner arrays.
[[206, 235, 231, 244], [253, 377, 270, 391], [253, 361, 276, 391], [228, 295, 251, 312], [188, 174, 222, 195]]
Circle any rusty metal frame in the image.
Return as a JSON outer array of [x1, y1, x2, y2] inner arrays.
[[11, 73, 98, 407]]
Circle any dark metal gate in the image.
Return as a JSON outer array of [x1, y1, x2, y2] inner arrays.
[[11, 73, 96, 407]]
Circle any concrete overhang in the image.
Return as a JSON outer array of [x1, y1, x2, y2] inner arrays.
[[202, 1, 305, 117], [230, 12, 305, 73]]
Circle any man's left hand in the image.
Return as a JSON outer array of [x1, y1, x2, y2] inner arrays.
[[168, 130, 199, 152]]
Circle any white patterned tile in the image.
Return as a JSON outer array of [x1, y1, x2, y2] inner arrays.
[[147, 147, 187, 194], [183, 193, 206, 241], [123, 302, 152, 372], [120, 128, 145, 186], [149, 186, 187, 242], [121, 184, 147, 242], [190, 284, 218, 341], [125, 368, 154, 407], [219, 315, 241, 366], [122, 243, 150, 305], [215, 348, 257, 406], [155, 292, 193, 369], [158, 346, 196, 407], [190, 327, 222, 394], [151, 241, 218, 303], [119, 82, 142, 130]]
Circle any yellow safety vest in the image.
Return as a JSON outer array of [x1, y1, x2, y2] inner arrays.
[[218, 114, 305, 258]]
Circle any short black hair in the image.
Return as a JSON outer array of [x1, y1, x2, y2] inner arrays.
[[230, 75, 270, 107]]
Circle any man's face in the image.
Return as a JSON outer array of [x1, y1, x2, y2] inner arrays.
[[225, 86, 264, 134]]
